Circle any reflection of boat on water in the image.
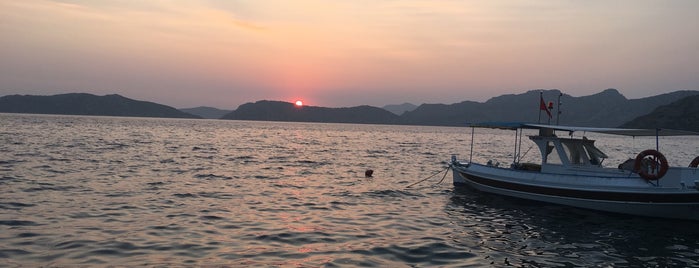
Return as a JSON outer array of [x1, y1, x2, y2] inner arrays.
[[450, 123, 699, 221]]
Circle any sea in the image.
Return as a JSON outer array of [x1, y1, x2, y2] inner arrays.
[[1, 113, 699, 267]]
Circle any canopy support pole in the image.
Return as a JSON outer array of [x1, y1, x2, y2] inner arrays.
[[518, 128, 524, 163], [513, 129, 518, 165], [469, 127, 475, 163]]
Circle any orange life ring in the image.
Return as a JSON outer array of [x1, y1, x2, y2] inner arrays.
[[690, 156, 699, 168], [633, 149, 669, 180]]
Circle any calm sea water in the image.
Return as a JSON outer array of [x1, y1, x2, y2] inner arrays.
[[1, 113, 699, 267]]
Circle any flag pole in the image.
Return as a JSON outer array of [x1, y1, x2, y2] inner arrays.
[[538, 91, 543, 124], [556, 92, 562, 125]]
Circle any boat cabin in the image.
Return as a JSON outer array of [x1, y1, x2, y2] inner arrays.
[[513, 126, 614, 174], [530, 134, 608, 168]]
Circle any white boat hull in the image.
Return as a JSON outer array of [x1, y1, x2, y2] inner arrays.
[[452, 162, 699, 221]]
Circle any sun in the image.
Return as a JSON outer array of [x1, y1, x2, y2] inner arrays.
[[295, 100, 303, 107]]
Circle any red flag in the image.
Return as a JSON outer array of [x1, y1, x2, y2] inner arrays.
[[540, 96, 552, 118]]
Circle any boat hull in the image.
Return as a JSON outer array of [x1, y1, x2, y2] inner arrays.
[[452, 163, 699, 221]]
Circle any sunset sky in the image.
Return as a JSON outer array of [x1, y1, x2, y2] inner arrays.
[[1, 0, 698, 109]]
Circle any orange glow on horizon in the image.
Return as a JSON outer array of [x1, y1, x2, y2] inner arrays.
[[1, 1, 695, 108]]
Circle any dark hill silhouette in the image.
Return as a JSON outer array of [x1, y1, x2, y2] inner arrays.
[[179, 106, 231, 119], [621, 95, 699, 132], [398, 100, 484, 126], [400, 89, 699, 127], [3, 89, 697, 126], [0, 93, 200, 118], [382, 103, 418, 115], [221, 100, 400, 124]]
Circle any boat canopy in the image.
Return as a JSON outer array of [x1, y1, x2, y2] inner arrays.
[[466, 122, 699, 137]]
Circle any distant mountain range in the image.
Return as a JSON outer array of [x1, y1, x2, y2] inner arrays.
[[221, 100, 399, 124], [382, 103, 418, 115], [0, 93, 199, 119], [622, 95, 699, 132], [2, 90, 699, 131], [400, 89, 699, 127], [179, 106, 231, 119], [222, 88, 699, 129]]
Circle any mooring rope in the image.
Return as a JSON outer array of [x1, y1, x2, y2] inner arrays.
[[405, 165, 451, 189], [435, 166, 450, 185]]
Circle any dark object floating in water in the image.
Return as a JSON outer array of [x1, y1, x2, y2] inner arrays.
[[365, 169, 374, 177]]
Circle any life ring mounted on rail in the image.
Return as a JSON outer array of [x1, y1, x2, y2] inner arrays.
[[690, 156, 699, 168], [633, 149, 669, 181]]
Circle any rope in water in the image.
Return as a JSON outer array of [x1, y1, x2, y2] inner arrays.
[[405, 165, 451, 189], [435, 166, 450, 185]]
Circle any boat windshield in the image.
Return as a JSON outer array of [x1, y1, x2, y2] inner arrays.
[[559, 138, 608, 166]]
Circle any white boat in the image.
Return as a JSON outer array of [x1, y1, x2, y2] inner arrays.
[[450, 123, 699, 221]]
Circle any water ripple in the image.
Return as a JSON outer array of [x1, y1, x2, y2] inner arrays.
[[0, 220, 41, 226], [0, 202, 35, 210], [1, 114, 698, 267]]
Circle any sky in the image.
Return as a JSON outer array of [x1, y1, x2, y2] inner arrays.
[[1, 0, 698, 109]]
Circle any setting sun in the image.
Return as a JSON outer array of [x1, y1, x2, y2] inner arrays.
[[295, 100, 303, 107]]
